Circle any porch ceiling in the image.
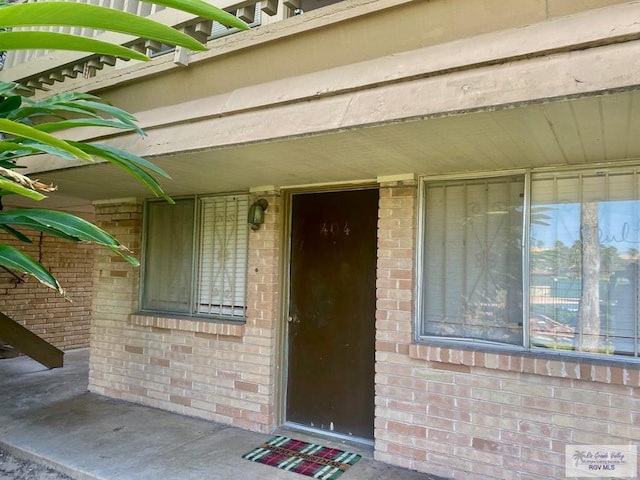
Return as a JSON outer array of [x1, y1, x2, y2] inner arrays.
[[12, 87, 640, 209]]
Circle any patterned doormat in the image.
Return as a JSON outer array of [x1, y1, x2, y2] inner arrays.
[[242, 435, 362, 479]]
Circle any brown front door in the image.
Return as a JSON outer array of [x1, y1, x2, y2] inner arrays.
[[286, 188, 378, 440]]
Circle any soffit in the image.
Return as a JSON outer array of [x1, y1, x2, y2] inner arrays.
[[13, 88, 640, 209]]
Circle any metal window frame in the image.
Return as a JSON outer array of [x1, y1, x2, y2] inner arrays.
[[417, 163, 640, 361], [140, 192, 249, 323], [195, 194, 249, 319], [415, 169, 530, 350]]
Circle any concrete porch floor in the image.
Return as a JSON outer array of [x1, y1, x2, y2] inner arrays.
[[0, 349, 448, 480]]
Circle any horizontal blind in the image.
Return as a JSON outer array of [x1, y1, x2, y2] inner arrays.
[[423, 176, 524, 344], [531, 168, 640, 356], [197, 195, 248, 318]]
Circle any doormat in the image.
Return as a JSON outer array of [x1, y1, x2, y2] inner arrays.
[[242, 435, 362, 479]]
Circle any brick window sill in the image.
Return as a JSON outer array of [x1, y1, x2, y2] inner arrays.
[[409, 343, 640, 388], [129, 314, 245, 337]]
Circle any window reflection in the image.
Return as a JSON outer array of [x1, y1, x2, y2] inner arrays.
[[530, 170, 640, 357]]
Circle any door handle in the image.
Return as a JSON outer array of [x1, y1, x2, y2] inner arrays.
[[288, 314, 300, 325]]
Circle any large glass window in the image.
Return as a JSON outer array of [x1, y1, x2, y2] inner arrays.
[[421, 176, 525, 345], [421, 167, 640, 358], [530, 170, 639, 356], [142, 194, 249, 321]]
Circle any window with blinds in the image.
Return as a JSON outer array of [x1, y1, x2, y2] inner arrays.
[[421, 175, 525, 345], [142, 194, 249, 321], [420, 167, 640, 358], [530, 169, 640, 357], [197, 196, 248, 317]]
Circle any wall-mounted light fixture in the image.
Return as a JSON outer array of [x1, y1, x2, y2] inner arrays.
[[248, 198, 268, 230]]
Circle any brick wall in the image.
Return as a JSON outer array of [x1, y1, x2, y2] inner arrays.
[[0, 209, 94, 352], [88, 185, 640, 480], [374, 181, 640, 480], [89, 192, 281, 432], [89, 200, 142, 396], [375, 178, 421, 466]]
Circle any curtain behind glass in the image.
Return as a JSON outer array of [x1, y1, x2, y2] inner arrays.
[[142, 199, 195, 313], [422, 176, 525, 344]]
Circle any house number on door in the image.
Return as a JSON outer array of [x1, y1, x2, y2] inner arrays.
[[320, 222, 351, 236]]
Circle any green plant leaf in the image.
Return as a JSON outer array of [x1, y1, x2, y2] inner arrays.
[[77, 143, 170, 178], [0, 31, 150, 62], [0, 209, 118, 243], [10, 104, 117, 123], [71, 142, 173, 203], [31, 92, 106, 107], [0, 155, 21, 168], [0, 225, 33, 244], [0, 96, 21, 117], [0, 209, 140, 265], [0, 119, 92, 161], [13, 97, 145, 136], [0, 244, 63, 294], [0, 140, 79, 160], [36, 118, 142, 134], [140, 0, 249, 30], [0, 177, 46, 200], [62, 100, 144, 135], [0, 219, 80, 242], [0, 141, 42, 154], [63, 99, 138, 121], [0, 3, 218, 52], [0, 83, 20, 97]]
